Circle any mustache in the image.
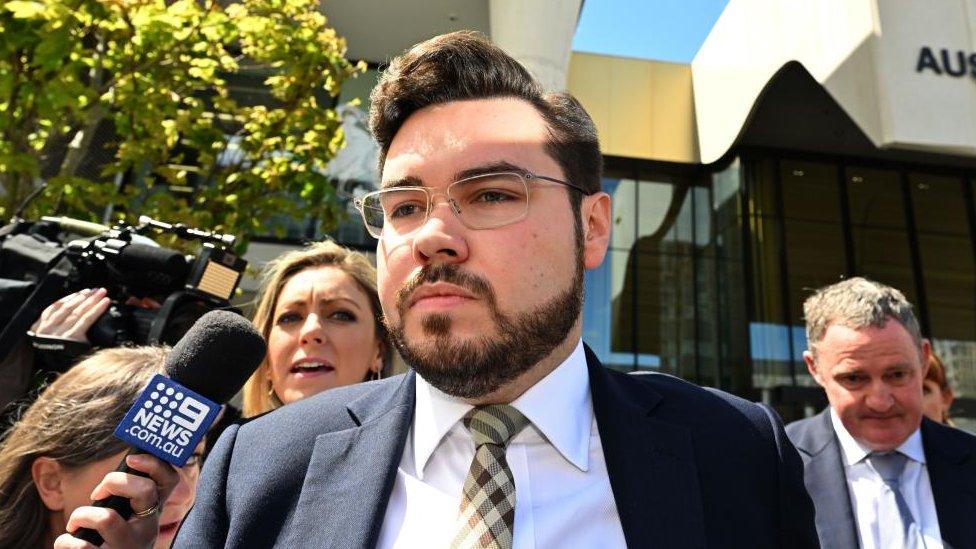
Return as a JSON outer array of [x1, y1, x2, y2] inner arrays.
[[395, 264, 495, 313]]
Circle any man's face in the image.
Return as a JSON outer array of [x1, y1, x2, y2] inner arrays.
[[804, 320, 930, 451], [376, 97, 608, 398]]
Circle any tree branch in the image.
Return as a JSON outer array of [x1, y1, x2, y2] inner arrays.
[[57, 34, 108, 178]]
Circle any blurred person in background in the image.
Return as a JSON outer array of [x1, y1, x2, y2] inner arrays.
[[0, 346, 197, 548], [922, 353, 955, 426], [241, 240, 392, 417], [788, 277, 976, 549]]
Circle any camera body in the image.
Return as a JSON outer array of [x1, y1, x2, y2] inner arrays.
[[63, 230, 246, 347], [0, 216, 247, 362]]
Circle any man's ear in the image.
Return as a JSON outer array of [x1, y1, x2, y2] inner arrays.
[[803, 350, 823, 387], [31, 457, 65, 511], [581, 192, 611, 270], [920, 338, 932, 379]]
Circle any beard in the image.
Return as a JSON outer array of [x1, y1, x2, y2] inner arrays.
[[387, 260, 584, 399]]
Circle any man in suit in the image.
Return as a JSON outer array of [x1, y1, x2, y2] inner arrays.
[[787, 277, 976, 549], [175, 31, 817, 548]]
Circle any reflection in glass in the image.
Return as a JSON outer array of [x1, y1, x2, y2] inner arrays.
[[584, 155, 976, 430], [910, 174, 976, 432], [585, 171, 729, 381], [847, 167, 918, 306], [780, 160, 841, 222], [746, 158, 794, 396], [710, 161, 750, 394], [780, 160, 847, 327], [910, 174, 975, 340], [613, 178, 699, 374]]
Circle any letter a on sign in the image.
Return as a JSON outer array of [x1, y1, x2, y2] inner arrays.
[[917, 46, 942, 75]]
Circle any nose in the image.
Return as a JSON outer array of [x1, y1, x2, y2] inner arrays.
[[864, 379, 895, 412], [412, 200, 469, 266], [299, 314, 327, 346]]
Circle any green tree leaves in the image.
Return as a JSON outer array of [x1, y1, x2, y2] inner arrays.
[[0, 0, 362, 253]]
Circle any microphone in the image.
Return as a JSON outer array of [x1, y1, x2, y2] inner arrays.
[[114, 242, 190, 287], [70, 310, 266, 545], [40, 215, 110, 236]]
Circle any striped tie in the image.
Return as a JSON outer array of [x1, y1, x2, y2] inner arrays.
[[451, 405, 529, 549]]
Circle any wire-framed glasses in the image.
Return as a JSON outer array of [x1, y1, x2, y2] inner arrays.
[[353, 171, 587, 239]]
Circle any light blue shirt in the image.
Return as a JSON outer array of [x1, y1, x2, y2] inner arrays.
[[830, 408, 943, 549]]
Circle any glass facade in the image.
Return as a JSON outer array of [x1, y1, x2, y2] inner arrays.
[[583, 151, 976, 431], [583, 161, 750, 394]]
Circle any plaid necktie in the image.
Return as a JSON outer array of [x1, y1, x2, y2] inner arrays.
[[451, 405, 529, 549]]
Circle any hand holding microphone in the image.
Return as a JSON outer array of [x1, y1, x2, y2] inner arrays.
[[55, 453, 181, 549], [59, 310, 265, 547]]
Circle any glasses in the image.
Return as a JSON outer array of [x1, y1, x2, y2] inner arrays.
[[353, 171, 587, 239]]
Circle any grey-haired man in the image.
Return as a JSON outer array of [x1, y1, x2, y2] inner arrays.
[[787, 277, 976, 549]]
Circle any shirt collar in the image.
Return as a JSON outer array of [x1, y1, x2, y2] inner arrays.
[[829, 406, 926, 466], [412, 339, 592, 479]]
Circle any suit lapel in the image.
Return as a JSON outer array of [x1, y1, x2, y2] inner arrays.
[[283, 372, 415, 549], [586, 346, 706, 549], [794, 410, 859, 549], [922, 419, 976, 549]]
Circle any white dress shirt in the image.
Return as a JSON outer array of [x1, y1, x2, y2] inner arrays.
[[830, 408, 943, 549], [376, 340, 626, 548]]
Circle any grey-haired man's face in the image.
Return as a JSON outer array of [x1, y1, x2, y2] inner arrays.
[[804, 320, 930, 451]]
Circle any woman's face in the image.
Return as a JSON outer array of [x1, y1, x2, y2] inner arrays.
[[922, 378, 953, 424], [267, 265, 383, 405], [53, 444, 202, 548]]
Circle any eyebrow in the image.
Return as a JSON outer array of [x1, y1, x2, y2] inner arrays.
[[275, 296, 366, 313], [379, 160, 529, 190], [454, 160, 528, 182], [381, 175, 424, 190]]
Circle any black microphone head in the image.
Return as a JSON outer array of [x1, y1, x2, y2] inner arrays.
[[164, 310, 266, 404], [116, 243, 189, 283]]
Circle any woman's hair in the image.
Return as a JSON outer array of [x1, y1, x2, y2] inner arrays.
[[926, 352, 954, 424], [0, 346, 167, 548], [926, 352, 951, 391], [241, 240, 391, 417]]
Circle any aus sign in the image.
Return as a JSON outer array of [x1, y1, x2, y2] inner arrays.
[[916, 46, 976, 78]]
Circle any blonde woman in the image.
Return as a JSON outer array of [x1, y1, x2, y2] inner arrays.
[[0, 346, 199, 548], [242, 240, 391, 417]]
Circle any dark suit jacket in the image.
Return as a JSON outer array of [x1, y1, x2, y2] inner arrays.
[[176, 347, 818, 548], [786, 409, 976, 549]]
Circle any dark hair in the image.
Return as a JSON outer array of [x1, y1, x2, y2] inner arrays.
[[369, 30, 603, 204], [0, 346, 167, 547]]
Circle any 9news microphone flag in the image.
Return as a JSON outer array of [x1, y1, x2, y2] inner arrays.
[[71, 310, 265, 545]]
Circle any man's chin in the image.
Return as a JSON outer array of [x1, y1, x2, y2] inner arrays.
[[855, 422, 913, 451], [405, 313, 490, 341], [402, 329, 490, 354]]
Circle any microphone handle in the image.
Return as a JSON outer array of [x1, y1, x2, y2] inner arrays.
[[70, 447, 151, 546]]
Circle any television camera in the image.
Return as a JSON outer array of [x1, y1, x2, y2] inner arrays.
[[0, 214, 247, 370]]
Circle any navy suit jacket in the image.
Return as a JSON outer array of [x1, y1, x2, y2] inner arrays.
[[176, 347, 818, 548], [786, 409, 976, 549]]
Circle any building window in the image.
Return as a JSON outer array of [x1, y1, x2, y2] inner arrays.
[[583, 161, 749, 392]]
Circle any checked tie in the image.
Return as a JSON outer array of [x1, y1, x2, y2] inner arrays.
[[451, 405, 529, 549]]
